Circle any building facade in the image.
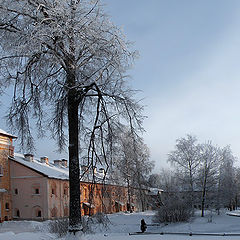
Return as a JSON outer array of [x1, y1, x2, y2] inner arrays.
[[0, 129, 153, 221], [9, 154, 141, 220], [0, 129, 17, 222]]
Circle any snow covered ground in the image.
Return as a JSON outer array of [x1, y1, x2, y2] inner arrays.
[[1, 210, 240, 240]]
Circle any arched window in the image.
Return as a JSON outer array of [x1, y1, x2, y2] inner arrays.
[[37, 210, 42, 217], [32, 184, 40, 195], [51, 183, 57, 196], [32, 206, 42, 219], [63, 184, 68, 196], [64, 207, 69, 217], [51, 207, 57, 218], [0, 165, 3, 176], [14, 208, 20, 218], [84, 188, 87, 198], [5, 202, 9, 210]]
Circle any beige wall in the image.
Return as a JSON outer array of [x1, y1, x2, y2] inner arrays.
[[10, 161, 48, 220], [0, 137, 14, 222], [48, 179, 69, 219], [10, 160, 141, 220]]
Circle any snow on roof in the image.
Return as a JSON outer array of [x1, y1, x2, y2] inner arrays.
[[12, 153, 130, 186], [13, 153, 69, 180], [148, 188, 164, 195], [0, 129, 17, 138]]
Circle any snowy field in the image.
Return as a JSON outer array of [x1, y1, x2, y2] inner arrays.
[[1, 210, 240, 240]]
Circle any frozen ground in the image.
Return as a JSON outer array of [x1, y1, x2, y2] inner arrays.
[[1, 210, 240, 239]]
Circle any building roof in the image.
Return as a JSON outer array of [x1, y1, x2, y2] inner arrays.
[[11, 153, 127, 187], [12, 153, 69, 180], [147, 188, 164, 195], [11, 153, 110, 183], [0, 129, 17, 139]]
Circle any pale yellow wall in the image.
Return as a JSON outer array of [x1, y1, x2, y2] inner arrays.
[[0, 133, 14, 222], [10, 160, 48, 220]]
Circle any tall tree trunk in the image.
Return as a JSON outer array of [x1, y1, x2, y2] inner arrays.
[[68, 72, 81, 230], [201, 177, 207, 217], [127, 177, 132, 213], [189, 168, 195, 215]]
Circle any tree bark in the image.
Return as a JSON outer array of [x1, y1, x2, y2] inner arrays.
[[67, 72, 81, 230], [201, 176, 207, 217], [127, 177, 132, 213]]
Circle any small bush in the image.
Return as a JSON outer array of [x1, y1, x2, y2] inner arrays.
[[48, 213, 110, 237], [153, 199, 191, 223], [48, 218, 69, 237], [92, 212, 110, 229]]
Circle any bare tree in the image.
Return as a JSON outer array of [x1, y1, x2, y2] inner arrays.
[[168, 134, 200, 212], [197, 142, 220, 217], [216, 146, 236, 212], [114, 129, 154, 212], [0, 0, 143, 232]]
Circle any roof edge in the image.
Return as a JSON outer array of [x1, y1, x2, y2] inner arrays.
[[0, 129, 17, 139]]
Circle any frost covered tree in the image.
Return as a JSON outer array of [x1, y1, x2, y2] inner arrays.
[[0, 0, 143, 232], [216, 146, 236, 212], [114, 129, 153, 212], [197, 142, 220, 217], [168, 135, 200, 211]]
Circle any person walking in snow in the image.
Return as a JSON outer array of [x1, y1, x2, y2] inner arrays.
[[140, 219, 147, 233]]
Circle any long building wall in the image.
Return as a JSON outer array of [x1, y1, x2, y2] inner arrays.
[[0, 130, 142, 221], [0, 141, 14, 222], [10, 159, 140, 220]]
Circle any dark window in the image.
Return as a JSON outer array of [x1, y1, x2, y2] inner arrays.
[[0, 165, 3, 176], [16, 209, 20, 217], [35, 188, 40, 194], [52, 188, 55, 195], [37, 210, 41, 217], [64, 188, 67, 195], [5, 202, 9, 210], [15, 188, 18, 195]]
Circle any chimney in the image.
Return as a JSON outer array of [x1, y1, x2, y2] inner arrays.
[[24, 153, 34, 162], [40, 156, 49, 165], [81, 165, 88, 174], [61, 159, 68, 167], [99, 168, 105, 177], [54, 159, 62, 167]]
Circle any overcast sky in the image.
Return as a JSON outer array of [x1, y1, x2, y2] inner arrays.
[[1, 0, 240, 171]]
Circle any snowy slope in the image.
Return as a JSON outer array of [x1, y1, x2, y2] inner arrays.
[[1, 210, 240, 239]]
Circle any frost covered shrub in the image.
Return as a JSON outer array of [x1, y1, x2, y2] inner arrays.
[[153, 198, 191, 223], [48, 217, 91, 236], [48, 213, 110, 236], [48, 218, 69, 237], [92, 212, 110, 229]]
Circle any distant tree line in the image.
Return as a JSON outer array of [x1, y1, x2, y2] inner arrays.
[[149, 134, 239, 222]]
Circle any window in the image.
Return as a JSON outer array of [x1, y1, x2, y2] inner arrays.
[[37, 210, 41, 217], [51, 207, 57, 217], [5, 202, 9, 210], [15, 209, 20, 218], [51, 183, 57, 196], [0, 165, 3, 176], [14, 188, 18, 195], [32, 184, 40, 195], [64, 207, 69, 217], [64, 188, 67, 195]]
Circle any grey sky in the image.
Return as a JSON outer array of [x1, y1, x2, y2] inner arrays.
[[1, 1, 240, 170]]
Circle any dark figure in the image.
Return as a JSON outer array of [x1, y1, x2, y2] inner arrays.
[[140, 219, 147, 233]]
